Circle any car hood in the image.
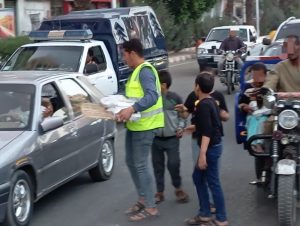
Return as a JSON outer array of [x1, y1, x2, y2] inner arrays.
[[0, 131, 24, 150], [198, 41, 222, 50]]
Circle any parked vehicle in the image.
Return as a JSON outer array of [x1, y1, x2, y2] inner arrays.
[[219, 46, 246, 94], [0, 71, 117, 226], [263, 17, 300, 45], [1, 6, 168, 95], [197, 25, 257, 70]]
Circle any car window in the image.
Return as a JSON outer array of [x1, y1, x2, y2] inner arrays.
[[58, 79, 93, 117], [2, 46, 83, 72], [0, 84, 35, 130], [206, 29, 229, 42], [41, 83, 70, 122], [90, 46, 107, 71], [276, 23, 300, 41], [238, 29, 248, 42]]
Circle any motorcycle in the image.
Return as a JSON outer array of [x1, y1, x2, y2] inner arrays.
[[246, 89, 300, 226], [219, 47, 246, 94]]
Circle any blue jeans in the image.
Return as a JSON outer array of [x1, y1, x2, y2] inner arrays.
[[192, 143, 227, 222], [125, 130, 156, 208], [192, 137, 213, 206], [152, 136, 181, 192]]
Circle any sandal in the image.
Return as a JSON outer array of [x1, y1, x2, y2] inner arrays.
[[184, 215, 211, 225], [212, 220, 229, 226], [129, 209, 159, 221], [175, 189, 189, 203], [155, 192, 164, 204], [124, 202, 145, 215]]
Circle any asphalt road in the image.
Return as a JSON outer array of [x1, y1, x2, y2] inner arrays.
[[30, 60, 300, 226]]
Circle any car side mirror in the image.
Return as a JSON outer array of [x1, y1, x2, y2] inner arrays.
[[84, 63, 99, 75], [41, 117, 64, 133], [201, 37, 206, 42], [262, 38, 271, 45]]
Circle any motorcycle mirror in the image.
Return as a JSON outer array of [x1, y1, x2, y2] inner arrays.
[[263, 94, 276, 109]]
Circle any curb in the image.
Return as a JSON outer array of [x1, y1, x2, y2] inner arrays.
[[168, 46, 196, 64], [168, 53, 196, 64]]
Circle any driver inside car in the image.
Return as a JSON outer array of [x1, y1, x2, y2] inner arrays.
[[217, 27, 246, 76]]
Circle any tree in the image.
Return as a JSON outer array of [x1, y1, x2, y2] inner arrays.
[[161, 0, 217, 23], [225, 0, 234, 18], [246, 0, 253, 25]]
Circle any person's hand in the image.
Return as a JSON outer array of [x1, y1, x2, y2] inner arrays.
[[241, 105, 253, 114], [176, 128, 184, 138], [115, 106, 135, 122], [174, 104, 187, 113], [42, 106, 53, 118], [198, 153, 207, 170]]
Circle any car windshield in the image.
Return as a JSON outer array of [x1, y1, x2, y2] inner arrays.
[[206, 28, 248, 42], [2, 46, 83, 72], [276, 23, 300, 41], [0, 84, 35, 130]]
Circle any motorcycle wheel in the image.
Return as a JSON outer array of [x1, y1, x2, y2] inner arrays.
[[278, 175, 296, 226], [226, 72, 232, 95]]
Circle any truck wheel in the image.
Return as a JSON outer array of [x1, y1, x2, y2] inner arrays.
[[89, 139, 115, 181], [278, 175, 296, 226], [4, 170, 33, 226]]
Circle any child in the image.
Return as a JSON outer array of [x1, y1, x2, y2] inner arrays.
[[185, 72, 228, 226], [152, 70, 189, 204]]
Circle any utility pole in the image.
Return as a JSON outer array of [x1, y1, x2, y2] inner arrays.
[[256, 0, 260, 37], [112, 0, 117, 8]]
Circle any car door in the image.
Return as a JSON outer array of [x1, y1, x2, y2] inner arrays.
[[82, 45, 118, 95], [37, 82, 78, 192], [57, 78, 105, 171]]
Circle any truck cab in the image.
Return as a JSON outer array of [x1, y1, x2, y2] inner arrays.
[[38, 6, 168, 89], [1, 6, 168, 96], [1, 30, 118, 96], [197, 25, 257, 70]]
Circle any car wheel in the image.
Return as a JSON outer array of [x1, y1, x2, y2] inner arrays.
[[4, 170, 33, 226], [89, 139, 115, 181]]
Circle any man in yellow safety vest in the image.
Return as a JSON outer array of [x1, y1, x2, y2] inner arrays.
[[116, 38, 164, 221]]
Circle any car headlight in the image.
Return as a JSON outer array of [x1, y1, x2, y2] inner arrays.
[[225, 52, 234, 61], [197, 48, 208, 56], [278, 110, 298, 129]]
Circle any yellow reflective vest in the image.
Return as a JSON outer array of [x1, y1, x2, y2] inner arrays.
[[125, 62, 164, 131]]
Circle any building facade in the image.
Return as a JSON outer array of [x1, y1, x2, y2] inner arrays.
[[2, 0, 123, 36]]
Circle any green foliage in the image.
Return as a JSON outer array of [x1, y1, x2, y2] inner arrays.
[[0, 36, 32, 59], [161, 0, 217, 23], [135, 0, 219, 50]]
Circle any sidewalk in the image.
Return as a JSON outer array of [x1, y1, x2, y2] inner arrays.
[[168, 47, 196, 64]]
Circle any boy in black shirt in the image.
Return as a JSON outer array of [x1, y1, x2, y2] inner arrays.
[[185, 73, 228, 226]]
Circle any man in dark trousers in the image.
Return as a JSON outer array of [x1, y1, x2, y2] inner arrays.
[[116, 38, 164, 221]]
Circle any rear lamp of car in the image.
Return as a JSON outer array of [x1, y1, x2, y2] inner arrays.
[[29, 29, 93, 41]]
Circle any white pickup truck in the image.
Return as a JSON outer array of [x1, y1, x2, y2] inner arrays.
[[197, 25, 257, 70], [1, 30, 119, 96], [1, 6, 168, 96]]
